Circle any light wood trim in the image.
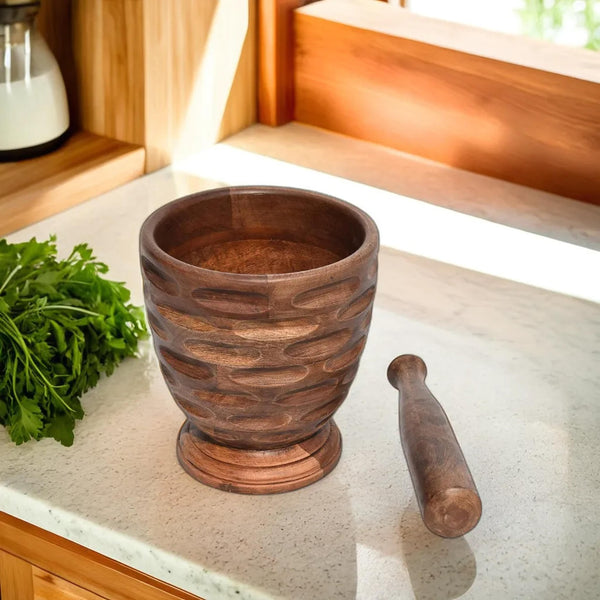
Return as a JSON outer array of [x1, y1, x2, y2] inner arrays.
[[0, 132, 145, 236], [142, 0, 219, 170], [72, 0, 145, 146], [258, 0, 313, 125], [294, 0, 600, 203], [0, 550, 34, 600], [217, 0, 258, 143], [69, 0, 257, 172], [0, 513, 204, 600], [143, 0, 257, 171], [301, 0, 600, 83], [33, 566, 106, 600], [37, 0, 79, 126]]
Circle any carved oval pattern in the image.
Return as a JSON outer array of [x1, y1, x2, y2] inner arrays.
[[191, 389, 260, 408], [156, 304, 217, 332], [159, 347, 214, 381], [159, 363, 176, 386], [229, 365, 309, 388], [141, 257, 178, 295], [324, 336, 367, 373], [340, 364, 359, 385], [184, 340, 261, 367], [292, 277, 360, 310], [192, 288, 269, 317], [146, 309, 169, 340], [226, 413, 293, 431], [174, 395, 217, 421], [275, 380, 339, 407], [233, 318, 319, 341], [284, 329, 353, 361], [301, 394, 347, 423], [337, 286, 376, 321]]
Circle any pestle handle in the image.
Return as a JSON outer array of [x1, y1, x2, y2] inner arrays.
[[387, 355, 482, 538]]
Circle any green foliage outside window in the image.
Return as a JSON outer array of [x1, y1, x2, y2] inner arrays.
[[519, 0, 600, 50]]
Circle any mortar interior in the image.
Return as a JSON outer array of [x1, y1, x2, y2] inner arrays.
[[153, 191, 367, 275]]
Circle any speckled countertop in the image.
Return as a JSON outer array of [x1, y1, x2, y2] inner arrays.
[[1, 127, 600, 599]]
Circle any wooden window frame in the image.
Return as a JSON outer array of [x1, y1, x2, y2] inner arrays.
[[258, 0, 600, 204]]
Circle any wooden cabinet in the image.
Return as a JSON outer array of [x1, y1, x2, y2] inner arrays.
[[0, 550, 35, 600], [0, 550, 104, 600], [32, 566, 106, 600], [2, 0, 257, 237], [0, 513, 203, 600]]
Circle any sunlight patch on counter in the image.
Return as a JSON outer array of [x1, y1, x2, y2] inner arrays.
[[175, 144, 600, 304]]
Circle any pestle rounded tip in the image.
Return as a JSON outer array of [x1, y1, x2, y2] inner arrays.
[[423, 487, 482, 538], [387, 354, 427, 389]]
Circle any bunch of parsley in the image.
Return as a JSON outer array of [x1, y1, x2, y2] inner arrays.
[[0, 236, 147, 446]]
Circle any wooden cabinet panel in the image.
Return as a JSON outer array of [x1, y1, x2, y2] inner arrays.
[[32, 567, 105, 600], [70, 0, 257, 173], [0, 554, 107, 600], [0, 513, 203, 600], [0, 550, 34, 600], [2, 0, 257, 236]]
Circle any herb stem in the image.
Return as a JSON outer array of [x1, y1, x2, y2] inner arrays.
[[0, 312, 74, 413], [0, 264, 22, 295], [13, 305, 102, 323]]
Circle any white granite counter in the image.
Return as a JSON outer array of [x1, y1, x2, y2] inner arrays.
[[1, 129, 600, 599]]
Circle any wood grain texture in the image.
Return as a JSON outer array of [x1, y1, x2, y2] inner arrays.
[[387, 355, 482, 538], [258, 0, 311, 125], [140, 186, 379, 493], [71, 0, 256, 172], [294, 1, 600, 203], [0, 513, 205, 600], [217, 1, 257, 143], [0, 550, 34, 600], [33, 566, 105, 600], [72, 0, 145, 145], [37, 0, 79, 125], [144, 0, 257, 171], [227, 123, 600, 251], [0, 132, 144, 236]]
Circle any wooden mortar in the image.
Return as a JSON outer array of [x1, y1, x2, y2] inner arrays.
[[140, 186, 379, 494]]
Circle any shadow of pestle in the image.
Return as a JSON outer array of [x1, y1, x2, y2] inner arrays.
[[400, 500, 477, 600]]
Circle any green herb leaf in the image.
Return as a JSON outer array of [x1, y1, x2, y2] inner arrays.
[[45, 414, 76, 447], [0, 236, 148, 446], [9, 397, 44, 444]]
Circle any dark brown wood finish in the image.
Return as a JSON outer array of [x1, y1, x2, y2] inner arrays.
[[387, 355, 482, 538], [140, 186, 379, 494]]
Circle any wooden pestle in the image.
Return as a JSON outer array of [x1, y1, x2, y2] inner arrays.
[[387, 355, 482, 538]]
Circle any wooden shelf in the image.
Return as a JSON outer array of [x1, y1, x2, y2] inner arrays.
[[0, 132, 145, 236], [0, 0, 256, 239]]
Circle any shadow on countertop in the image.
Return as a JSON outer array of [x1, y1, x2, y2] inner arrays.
[[400, 500, 477, 600]]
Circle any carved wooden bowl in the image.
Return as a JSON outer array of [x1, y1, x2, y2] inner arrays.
[[139, 186, 379, 493]]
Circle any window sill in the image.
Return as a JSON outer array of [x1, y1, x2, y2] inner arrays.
[[175, 122, 600, 302], [261, 0, 600, 203], [302, 0, 600, 84]]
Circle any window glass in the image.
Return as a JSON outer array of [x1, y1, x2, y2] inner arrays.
[[403, 0, 599, 50]]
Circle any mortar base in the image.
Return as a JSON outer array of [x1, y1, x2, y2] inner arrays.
[[176, 420, 342, 494]]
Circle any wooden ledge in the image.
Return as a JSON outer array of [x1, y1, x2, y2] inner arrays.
[[0, 132, 145, 236], [298, 0, 600, 84], [293, 0, 600, 204]]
